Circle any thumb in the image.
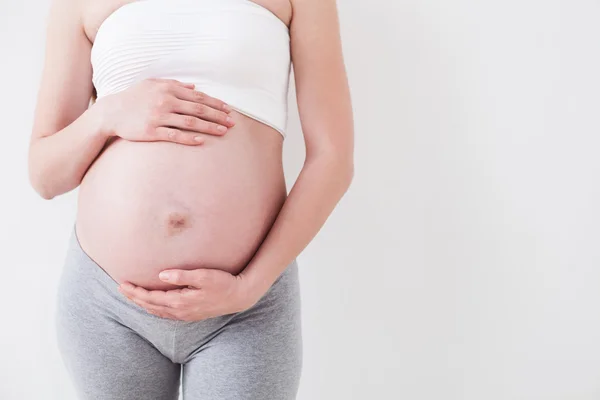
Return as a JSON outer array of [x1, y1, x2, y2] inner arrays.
[[159, 269, 206, 287]]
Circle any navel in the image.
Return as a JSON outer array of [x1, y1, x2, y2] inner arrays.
[[165, 211, 190, 235]]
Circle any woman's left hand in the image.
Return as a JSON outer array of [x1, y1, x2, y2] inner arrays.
[[118, 268, 260, 321]]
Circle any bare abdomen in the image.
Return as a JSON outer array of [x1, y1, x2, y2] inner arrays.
[[75, 112, 287, 290]]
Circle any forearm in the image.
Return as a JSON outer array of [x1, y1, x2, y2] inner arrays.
[[240, 151, 354, 295], [28, 103, 111, 199]]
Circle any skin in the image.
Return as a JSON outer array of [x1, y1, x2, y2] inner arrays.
[[29, 0, 236, 199], [32, 0, 285, 292], [30, 0, 354, 321], [121, 0, 354, 320]]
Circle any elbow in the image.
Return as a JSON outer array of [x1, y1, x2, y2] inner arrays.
[[332, 142, 354, 191], [31, 184, 55, 201], [27, 139, 50, 199], [28, 152, 57, 200], [29, 166, 79, 200], [346, 160, 354, 187], [329, 157, 353, 199], [306, 146, 354, 192], [28, 169, 56, 200], [28, 159, 51, 201], [37, 190, 56, 201], [341, 158, 354, 192]]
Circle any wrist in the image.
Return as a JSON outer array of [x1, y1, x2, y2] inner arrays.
[[87, 97, 116, 140], [237, 268, 275, 307]]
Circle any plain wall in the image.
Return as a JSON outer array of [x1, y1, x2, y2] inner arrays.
[[2, 0, 600, 399]]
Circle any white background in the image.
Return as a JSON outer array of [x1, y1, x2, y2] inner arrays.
[[2, 0, 600, 399]]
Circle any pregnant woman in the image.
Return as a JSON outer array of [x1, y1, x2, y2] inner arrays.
[[28, 0, 353, 398]]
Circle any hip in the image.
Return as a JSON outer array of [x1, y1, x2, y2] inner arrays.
[[56, 223, 302, 363]]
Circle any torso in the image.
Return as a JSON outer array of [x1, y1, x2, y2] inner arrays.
[[76, 0, 293, 290]]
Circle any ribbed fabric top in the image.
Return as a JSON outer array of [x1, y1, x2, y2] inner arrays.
[[91, 0, 291, 137]]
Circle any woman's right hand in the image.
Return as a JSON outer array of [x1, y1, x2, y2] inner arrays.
[[95, 78, 236, 145]]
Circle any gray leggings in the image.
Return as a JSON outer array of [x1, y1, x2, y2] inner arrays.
[[55, 225, 303, 400]]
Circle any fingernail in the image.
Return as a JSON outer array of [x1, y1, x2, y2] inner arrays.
[[223, 104, 232, 113], [121, 283, 133, 290], [193, 136, 203, 142], [226, 116, 234, 125], [217, 125, 227, 133], [159, 272, 170, 281]]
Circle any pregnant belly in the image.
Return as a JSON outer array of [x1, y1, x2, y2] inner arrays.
[[76, 114, 287, 290]]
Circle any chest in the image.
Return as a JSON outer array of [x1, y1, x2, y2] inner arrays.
[[83, 0, 290, 43], [86, 0, 291, 98]]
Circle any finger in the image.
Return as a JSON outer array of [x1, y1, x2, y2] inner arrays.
[[149, 77, 196, 89], [129, 298, 179, 319], [119, 283, 173, 307], [133, 288, 188, 310], [153, 127, 206, 145], [179, 287, 197, 297], [161, 114, 229, 137], [158, 269, 210, 288], [173, 99, 235, 128], [131, 298, 174, 317], [172, 86, 232, 114]]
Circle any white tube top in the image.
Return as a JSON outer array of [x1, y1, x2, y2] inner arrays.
[[91, 0, 291, 137]]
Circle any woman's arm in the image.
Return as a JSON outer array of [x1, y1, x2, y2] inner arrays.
[[28, 0, 107, 199], [239, 0, 354, 298], [29, 0, 236, 200]]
